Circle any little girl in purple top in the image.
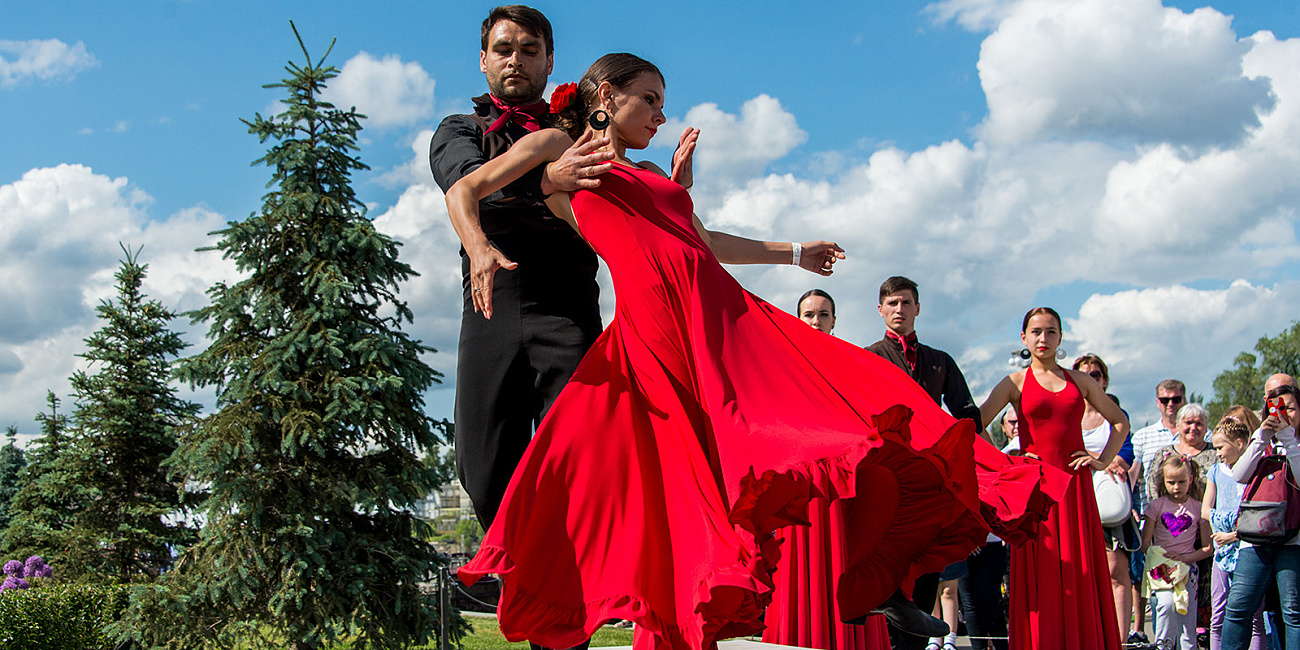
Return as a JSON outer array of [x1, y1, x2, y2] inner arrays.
[[1142, 453, 1214, 650]]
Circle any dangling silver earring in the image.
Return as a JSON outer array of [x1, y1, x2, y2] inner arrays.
[[588, 109, 610, 130], [1009, 349, 1032, 368]]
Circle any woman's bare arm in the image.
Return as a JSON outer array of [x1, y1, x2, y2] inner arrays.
[[979, 375, 1019, 437], [1071, 370, 1130, 470]]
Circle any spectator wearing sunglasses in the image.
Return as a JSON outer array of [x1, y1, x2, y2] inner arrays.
[[1129, 379, 1188, 640], [1133, 380, 1188, 513]]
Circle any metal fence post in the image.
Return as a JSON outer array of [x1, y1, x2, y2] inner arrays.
[[440, 564, 451, 650]]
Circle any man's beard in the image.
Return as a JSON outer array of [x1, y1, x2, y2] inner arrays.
[[488, 74, 546, 104]]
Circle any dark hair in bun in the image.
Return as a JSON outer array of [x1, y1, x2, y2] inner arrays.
[[550, 53, 664, 140]]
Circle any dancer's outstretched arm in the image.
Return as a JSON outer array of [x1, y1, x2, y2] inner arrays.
[[636, 159, 845, 275], [446, 128, 582, 318]]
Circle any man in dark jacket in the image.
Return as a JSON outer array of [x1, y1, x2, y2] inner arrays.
[[866, 275, 982, 649], [866, 276, 981, 426]]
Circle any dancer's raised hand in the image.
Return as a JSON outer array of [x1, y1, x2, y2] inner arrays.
[[671, 127, 699, 190]]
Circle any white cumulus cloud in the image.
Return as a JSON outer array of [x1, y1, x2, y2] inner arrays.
[[0, 164, 235, 439], [934, 0, 1274, 148], [0, 39, 98, 89], [658, 0, 1300, 419], [323, 52, 436, 128], [656, 94, 807, 188], [375, 129, 438, 189], [392, 0, 1300, 430], [1067, 281, 1300, 424]]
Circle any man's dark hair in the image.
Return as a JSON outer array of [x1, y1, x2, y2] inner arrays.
[[797, 289, 835, 316], [481, 5, 554, 56], [878, 276, 919, 304]]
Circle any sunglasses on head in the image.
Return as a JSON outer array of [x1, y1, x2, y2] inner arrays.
[[1158, 396, 1184, 405]]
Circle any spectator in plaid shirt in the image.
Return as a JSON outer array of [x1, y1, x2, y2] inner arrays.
[[1127, 378, 1186, 644]]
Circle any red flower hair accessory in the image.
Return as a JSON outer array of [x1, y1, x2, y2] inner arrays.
[[550, 82, 579, 114]]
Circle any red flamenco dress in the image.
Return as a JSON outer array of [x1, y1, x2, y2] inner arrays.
[[1009, 370, 1122, 650], [459, 163, 1063, 650], [763, 437, 1062, 650], [762, 497, 890, 649]]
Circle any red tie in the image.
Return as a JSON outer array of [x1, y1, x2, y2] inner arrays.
[[485, 95, 549, 134], [886, 330, 918, 372]]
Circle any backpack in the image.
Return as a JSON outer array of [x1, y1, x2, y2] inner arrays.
[[1236, 451, 1300, 545]]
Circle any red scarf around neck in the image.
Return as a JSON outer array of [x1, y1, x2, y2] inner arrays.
[[485, 95, 549, 134]]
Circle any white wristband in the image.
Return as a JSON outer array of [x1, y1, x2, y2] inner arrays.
[[791, 242, 802, 266]]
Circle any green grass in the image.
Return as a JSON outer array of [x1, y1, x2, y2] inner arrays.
[[224, 614, 634, 649], [459, 616, 634, 650]]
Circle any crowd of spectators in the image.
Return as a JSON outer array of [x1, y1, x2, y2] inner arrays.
[[791, 280, 1296, 650]]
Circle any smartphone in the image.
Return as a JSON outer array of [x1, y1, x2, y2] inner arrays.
[[1269, 397, 1284, 420]]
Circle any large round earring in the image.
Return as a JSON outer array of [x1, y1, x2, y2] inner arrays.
[[588, 109, 610, 130], [1056, 348, 1067, 360], [1009, 348, 1031, 368]]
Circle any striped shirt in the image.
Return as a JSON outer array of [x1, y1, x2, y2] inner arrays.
[[1131, 422, 1175, 514]]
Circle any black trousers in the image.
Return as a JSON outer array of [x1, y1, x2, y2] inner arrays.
[[454, 231, 601, 529], [959, 542, 1009, 650], [889, 572, 941, 649]]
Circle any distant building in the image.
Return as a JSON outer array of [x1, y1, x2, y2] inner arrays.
[[415, 480, 474, 535]]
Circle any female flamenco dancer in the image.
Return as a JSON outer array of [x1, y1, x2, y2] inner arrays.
[[979, 308, 1130, 650], [760, 290, 891, 650], [451, 53, 1065, 650]]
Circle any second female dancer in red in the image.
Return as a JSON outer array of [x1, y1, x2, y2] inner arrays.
[[980, 308, 1130, 650], [451, 53, 1066, 650]]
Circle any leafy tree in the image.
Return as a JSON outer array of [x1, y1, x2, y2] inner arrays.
[[4, 393, 78, 563], [0, 426, 27, 533], [153, 26, 448, 650], [423, 440, 457, 489], [63, 247, 200, 580], [1208, 322, 1300, 422], [453, 518, 484, 552]]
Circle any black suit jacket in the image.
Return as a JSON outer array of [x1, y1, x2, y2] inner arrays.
[[866, 335, 982, 429]]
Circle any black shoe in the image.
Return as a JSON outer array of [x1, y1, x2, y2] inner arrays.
[[852, 590, 950, 638]]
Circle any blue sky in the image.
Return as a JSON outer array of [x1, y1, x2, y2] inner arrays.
[[3, 0, 1300, 443]]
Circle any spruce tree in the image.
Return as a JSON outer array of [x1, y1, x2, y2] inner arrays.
[[64, 247, 200, 580], [165, 27, 445, 649], [0, 426, 27, 533], [4, 392, 77, 562]]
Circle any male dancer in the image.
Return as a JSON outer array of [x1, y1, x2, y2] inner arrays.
[[430, 5, 615, 531], [866, 276, 982, 649], [866, 276, 981, 425]]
